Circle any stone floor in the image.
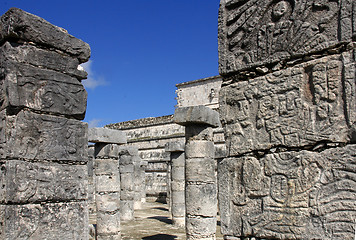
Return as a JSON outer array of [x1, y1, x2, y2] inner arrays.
[[121, 201, 224, 240]]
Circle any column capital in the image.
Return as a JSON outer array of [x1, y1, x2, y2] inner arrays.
[[174, 105, 220, 127]]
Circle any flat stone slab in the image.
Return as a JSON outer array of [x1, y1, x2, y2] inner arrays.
[[88, 127, 127, 144], [165, 141, 185, 152], [0, 8, 90, 63], [174, 105, 220, 127]]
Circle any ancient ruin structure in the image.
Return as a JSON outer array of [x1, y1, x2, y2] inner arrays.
[[175, 105, 220, 240], [0, 8, 90, 239], [107, 75, 225, 202], [165, 141, 185, 227], [89, 127, 127, 239], [1, 2, 355, 239], [218, 0, 356, 239]]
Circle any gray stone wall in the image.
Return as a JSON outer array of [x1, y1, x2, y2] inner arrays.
[[218, 1, 355, 239], [0, 8, 90, 239]]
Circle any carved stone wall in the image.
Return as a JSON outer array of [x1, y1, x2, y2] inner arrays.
[[218, 1, 355, 239], [0, 8, 90, 239]]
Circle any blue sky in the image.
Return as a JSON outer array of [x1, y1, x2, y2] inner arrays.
[[1, 1, 220, 127]]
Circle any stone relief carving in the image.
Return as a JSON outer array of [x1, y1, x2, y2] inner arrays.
[[219, 0, 355, 74]]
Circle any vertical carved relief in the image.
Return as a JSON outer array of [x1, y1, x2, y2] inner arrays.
[[219, 0, 353, 74]]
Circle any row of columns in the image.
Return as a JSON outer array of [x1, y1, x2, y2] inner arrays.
[[88, 105, 219, 240], [88, 127, 146, 239]]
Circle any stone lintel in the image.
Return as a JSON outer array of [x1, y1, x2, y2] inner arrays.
[[174, 105, 220, 127], [0, 8, 90, 63], [165, 141, 185, 153], [88, 127, 127, 144]]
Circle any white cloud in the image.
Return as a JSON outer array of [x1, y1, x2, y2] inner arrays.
[[88, 119, 103, 128], [81, 60, 107, 90]]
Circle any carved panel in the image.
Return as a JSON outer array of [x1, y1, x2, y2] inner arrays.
[[0, 160, 87, 203], [0, 110, 88, 162], [218, 0, 355, 74], [218, 144, 356, 239], [220, 52, 354, 156]]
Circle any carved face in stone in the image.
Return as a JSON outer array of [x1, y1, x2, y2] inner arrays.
[[272, 1, 290, 21]]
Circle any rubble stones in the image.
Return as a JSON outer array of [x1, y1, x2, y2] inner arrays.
[[218, 0, 356, 74], [0, 8, 91, 63]]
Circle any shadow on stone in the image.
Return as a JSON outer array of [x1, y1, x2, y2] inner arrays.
[[142, 234, 177, 240], [148, 216, 173, 225], [152, 207, 169, 212]]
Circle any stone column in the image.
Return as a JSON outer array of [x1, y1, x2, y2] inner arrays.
[[0, 8, 90, 239], [133, 150, 144, 210], [89, 127, 127, 240], [174, 105, 220, 240], [165, 141, 185, 228], [118, 146, 137, 221]]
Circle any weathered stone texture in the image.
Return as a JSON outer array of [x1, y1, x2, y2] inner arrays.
[[220, 51, 355, 156], [0, 202, 88, 240], [0, 8, 90, 62], [218, 0, 356, 74], [89, 128, 127, 144], [0, 160, 87, 203], [0, 110, 88, 162], [0, 61, 87, 119], [218, 144, 356, 240]]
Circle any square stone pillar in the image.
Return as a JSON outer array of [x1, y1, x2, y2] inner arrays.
[[89, 127, 127, 240], [174, 105, 220, 240], [0, 8, 90, 239], [165, 141, 185, 228]]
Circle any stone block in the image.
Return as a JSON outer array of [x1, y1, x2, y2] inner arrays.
[[174, 105, 220, 127], [186, 183, 217, 217], [0, 160, 87, 204], [0, 110, 88, 162], [0, 61, 87, 119], [172, 204, 185, 217], [0, 41, 87, 79], [120, 200, 134, 221], [96, 175, 120, 193], [95, 158, 118, 175], [0, 202, 88, 239], [95, 144, 120, 159], [88, 128, 127, 144], [220, 53, 354, 156], [185, 141, 215, 159], [96, 211, 120, 235], [165, 141, 184, 152], [171, 190, 185, 204], [218, 144, 356, 239], [218, 0, 355, 74], [96, 193, 120, 212], [171, 167, 185, 181], [0, 8, 90, 62], [171, 181, 184, 192], [120, 191, 134, 201], [120, 172, 134, 191], [186, 158, 216, 183], [186, 216, 217, 239]]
